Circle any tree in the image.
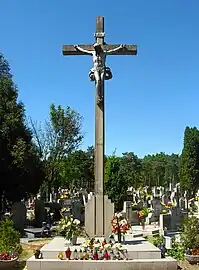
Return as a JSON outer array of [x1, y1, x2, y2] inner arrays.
[[179, 127, 199, 196], [0, 53, 44, 202], [120, 152, 142, 188], [31, 104, 83, 197], [59, 146, 94, 191], [0, 53, 11, 79], [105, 152, 128, 211], [141, 153, 179, 188]]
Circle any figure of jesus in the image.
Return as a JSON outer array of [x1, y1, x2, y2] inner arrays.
[[74, 43, 125, 104]]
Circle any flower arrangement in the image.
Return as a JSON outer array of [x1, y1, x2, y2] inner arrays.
[[111, 213, 131, 235], [137, 207, 150, 221], [161, 202, 175, 208], [0, 252, 15, 261], [52, 208, 81, 241], [60, 193, 70, 200], [57, 238, 127, 260], [27, 210, 35, 222], [137, 207, 151, 229]]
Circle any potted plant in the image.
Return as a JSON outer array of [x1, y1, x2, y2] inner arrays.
[[0, 218, 22, 268], [0, 252, 18, 269], [181, 214, 199, 264], [53, 208, 81, 245]]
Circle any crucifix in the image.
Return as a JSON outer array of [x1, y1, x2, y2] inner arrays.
[[63, 16, 137, 237]]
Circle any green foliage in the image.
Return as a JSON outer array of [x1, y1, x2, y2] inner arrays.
[[0, 53, 11, 78], [141, 153, 179, 187], [142, 207, 151, 217], [0, 218, 22, 255], [181, 215, 199, 249], [167, 239, 185, 260], [105, 153, 128, 211], [179, 127, 199, 195], [31, 104, 83, 197], [147, 235, 185, 260], [53, 209, 81, 240], [0, 53, 44, 201], [60, 147, 94, 191], [120, 152, 142, 188], [147, 235, 164, 248]]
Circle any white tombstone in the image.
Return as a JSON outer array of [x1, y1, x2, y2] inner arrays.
[[164, 236, 172, 249]]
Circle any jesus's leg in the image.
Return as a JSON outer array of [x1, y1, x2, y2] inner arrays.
[[94, 71, 102, 104]]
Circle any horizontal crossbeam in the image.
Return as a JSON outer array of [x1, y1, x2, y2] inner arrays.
[[62, 44, 137, 56]]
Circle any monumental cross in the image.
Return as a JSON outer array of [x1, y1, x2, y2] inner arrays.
[[63, 16, 137, 237]]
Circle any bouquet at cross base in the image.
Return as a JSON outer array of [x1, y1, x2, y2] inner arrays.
[[52, 208, 81, 240], [111, 213, 131, 235]]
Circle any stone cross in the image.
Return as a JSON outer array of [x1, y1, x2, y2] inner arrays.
[[62, 16, 137, 237]]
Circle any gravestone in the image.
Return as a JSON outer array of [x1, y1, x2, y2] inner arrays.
[[179, 197, 185, 210], [151, 198, 162, 221], [63, 16, 137, 237], [71, 198, 83, 222], [34, 196, 45, 227], [11, 201, 27, 234], [123, 201, 133, 224]]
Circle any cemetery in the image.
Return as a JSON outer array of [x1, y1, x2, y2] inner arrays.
[[1, 4, 199, 270]]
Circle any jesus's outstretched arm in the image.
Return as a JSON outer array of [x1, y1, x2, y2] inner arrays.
[[74, 45, 92, 55], [106, 44, 125, 54]]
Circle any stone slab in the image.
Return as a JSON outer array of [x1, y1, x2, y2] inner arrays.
[[27, 256, 177, 270], [41, 236, 161, 260], [24, 228, 42, 239], [132, 225, 160, 236]]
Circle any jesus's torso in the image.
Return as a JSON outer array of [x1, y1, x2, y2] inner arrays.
[[92, 52, 106, 69]]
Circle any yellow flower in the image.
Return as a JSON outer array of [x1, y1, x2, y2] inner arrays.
[[85, 239, 90, 245]]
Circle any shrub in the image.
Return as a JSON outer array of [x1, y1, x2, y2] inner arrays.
[[181, 215, 199, 249], [147, 235, 164, 247], [167, 238, 185, 260], [0, 217, 22, 255]]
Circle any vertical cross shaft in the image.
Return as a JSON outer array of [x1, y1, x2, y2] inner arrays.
[[95, 16, 105, 196], [62, 15, 137, 237]]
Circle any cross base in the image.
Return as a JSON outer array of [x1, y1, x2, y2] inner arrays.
[[85, 194, 114, 237]]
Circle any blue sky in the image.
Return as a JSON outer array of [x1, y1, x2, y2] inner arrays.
[[1, 1, 199, 157]]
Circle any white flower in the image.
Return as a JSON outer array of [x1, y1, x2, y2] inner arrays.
[[120, 219, 127, 226], [66, 221, 72, 227], [115, 212, 123, 218], [73, 219, 80, 225]]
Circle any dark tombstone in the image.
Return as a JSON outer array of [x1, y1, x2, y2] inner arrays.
[[11, 201, 27, 235], [34, 196, 45, 227]]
